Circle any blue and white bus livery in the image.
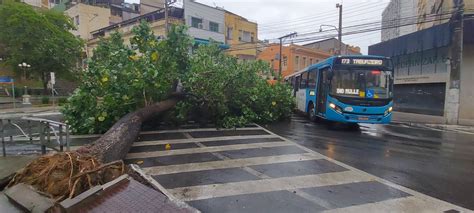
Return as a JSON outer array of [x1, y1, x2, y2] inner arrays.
[[285, 55, 394, 124]]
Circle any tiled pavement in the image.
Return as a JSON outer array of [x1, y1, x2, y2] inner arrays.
[[125, 126, 470, 213]]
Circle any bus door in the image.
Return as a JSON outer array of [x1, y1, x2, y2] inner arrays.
[[290, 77, 297, 97], [296, 73, 308, 112], [316, 68, 330, 115]]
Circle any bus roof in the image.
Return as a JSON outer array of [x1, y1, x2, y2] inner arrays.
[[284, 55, 390, 79]]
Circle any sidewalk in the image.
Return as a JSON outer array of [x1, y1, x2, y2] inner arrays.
[[392, 111, 474, 134], [391, 111, 445, 124], [0, 106, 60, 119]]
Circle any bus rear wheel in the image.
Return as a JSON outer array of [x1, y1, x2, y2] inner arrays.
[[308, 103, 318, 122]]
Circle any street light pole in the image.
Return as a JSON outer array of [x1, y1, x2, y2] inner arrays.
[[18, 62, 31, 80], [336, 3, 343, 55], [278, 32, 297, 77]]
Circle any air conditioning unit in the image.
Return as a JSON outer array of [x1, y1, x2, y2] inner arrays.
[[198, 23, 203, 29]]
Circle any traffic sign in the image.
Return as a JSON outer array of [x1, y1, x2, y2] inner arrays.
[[50, 72, 55, 85], [0, 76, 13, 84]]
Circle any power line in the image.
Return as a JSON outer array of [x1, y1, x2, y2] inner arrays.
[[259, 3, 389, 34], [225, 13, 457, 52], [258, 1, 385, 30]]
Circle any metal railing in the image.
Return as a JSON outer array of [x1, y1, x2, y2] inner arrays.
[[1, 117, 70, 157]]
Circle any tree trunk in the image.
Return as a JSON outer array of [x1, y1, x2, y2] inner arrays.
[[78, 93, 185, 163], [41, 72, 48, 95]]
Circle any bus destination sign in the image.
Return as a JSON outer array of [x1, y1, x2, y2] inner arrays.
[[340, 58, 384, 66]]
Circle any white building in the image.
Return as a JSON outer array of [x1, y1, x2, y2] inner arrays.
[[381, 0, 418, 41], [183, 0, 225, 44]]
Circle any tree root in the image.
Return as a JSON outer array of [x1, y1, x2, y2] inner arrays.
[[8, 152, 125, 201], [7, 94, 185, 202]]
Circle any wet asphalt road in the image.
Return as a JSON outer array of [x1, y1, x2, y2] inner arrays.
[[265, 114, 474, 210]]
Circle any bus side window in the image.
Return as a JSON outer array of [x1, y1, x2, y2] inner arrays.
[[308, 70, 316, 88], [300, 73, 308, 89]]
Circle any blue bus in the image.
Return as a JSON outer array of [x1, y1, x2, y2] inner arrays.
[[285, 55, 394, 124]]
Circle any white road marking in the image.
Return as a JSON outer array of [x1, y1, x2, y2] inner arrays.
[[132, 135, 281, 147], [254, 124, 471, 212], [321, 196, 469, 213], [125, 141, 294, 159], [140, 127, 264, 134], [32, 112, 62, 117], [130, 126, 469, 211], [143, 153, 323, 175], [169, 171, 373, 202]]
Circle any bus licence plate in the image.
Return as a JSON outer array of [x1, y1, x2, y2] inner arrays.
[[358, 116, 369, 121]]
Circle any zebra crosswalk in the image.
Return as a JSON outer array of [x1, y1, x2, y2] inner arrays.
[[125, 126, 469, 213]]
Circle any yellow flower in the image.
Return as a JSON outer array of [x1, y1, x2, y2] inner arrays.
[[129, 55, 140, 61], [151, 52, 159, 61], [272, 101, 277, 106], [98, 116, 105, 122], [122, 95, 129, 100], [101, 76, 108, 82]]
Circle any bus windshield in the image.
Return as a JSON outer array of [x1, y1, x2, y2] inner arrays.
[[330, 69, 392, 99]]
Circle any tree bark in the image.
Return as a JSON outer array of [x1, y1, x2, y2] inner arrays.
[[78, 93, 186, 163]]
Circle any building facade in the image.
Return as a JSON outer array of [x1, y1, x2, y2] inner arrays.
[[369, 18, 474, 125], [224, 11, 258, 60], [258, 44, 332, 77], [382, 0, 473, 41], [417, 0, 474, 30], [109, 2, 140, 24], [87, 7, 184, 57], [140, 0, 164, 15], [22, 0, 49, 8], [381, 0, 418, 41], [65, 3, 111, 40], [183, 0, 225, 44], [303, 38, 361, 55]]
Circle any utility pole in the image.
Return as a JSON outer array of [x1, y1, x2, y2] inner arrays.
[[164, 0, 177, 36], [446, 0, 464, 124], [336, 3, 343, 55], [278, 32, 297, 77]]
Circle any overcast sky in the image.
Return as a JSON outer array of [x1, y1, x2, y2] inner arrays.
[[128, 0, 391, 54]]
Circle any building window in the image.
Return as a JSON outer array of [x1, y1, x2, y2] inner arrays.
[[241, 31, 251, 42], [227, 27, 233, 40], [191, 17, 203, 29], [303, 57, 307, 67], [209, 21, 219, 32], [75, 15, 79, 26], [295, 56, 299, 70], [251, 33, 255, 43], [283, 56, 288, 68], [310, 58, 313, 65], [238, 30, 242, 41]]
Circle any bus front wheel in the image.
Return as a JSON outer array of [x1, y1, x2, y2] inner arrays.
[[308, 103, 318, 122]]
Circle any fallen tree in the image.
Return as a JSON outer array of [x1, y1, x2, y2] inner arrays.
[[6, 94, 185, 201], [6, 22, 294, 201], [78, 93, 185, 163]]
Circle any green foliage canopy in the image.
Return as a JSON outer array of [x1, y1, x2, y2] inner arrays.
[[0, 1, 83, 89], [63, 22, 294, 134]]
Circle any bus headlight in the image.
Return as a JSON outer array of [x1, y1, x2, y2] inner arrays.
[[384, 107, 393, 116], [329, 103, 343, 114]]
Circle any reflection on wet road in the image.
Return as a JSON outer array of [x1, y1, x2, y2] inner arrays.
[[127, 125, 468, 212], [266, 114, 474, 210]]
